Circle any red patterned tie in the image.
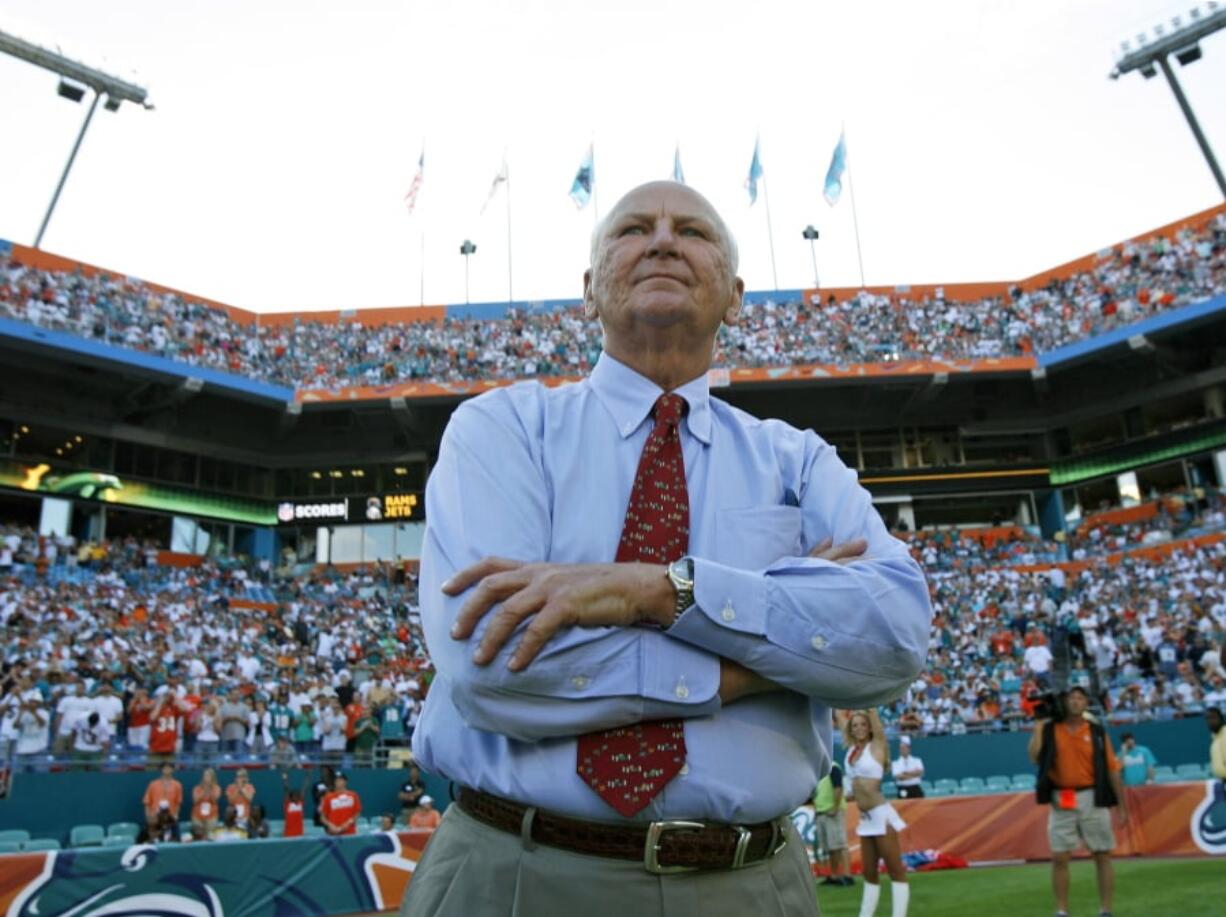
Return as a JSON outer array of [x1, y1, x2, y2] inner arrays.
[[576, 393, 689, 817]]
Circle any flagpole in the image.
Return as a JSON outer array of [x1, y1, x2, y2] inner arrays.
[[505, 160, 514, 305], [761, 173, 780, 293], [846, 158, 867, 289]]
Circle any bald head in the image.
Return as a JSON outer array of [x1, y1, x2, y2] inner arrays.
[[590, 181, 739, 275]]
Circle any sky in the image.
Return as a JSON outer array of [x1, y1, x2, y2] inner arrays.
[[1, 0, 1225, 314]]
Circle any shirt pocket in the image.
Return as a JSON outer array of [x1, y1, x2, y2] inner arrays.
[[715, 505, 804, 570]]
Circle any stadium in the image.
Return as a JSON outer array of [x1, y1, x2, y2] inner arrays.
[[1, 3, 1225, 917]]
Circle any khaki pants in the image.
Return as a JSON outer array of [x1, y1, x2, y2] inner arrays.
[[401, 805, 820, 917]]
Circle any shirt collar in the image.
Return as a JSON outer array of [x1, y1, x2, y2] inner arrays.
[[589, 352, 711, 445]]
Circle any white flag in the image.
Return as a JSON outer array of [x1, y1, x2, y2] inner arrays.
[[481, 154, 509, 215]]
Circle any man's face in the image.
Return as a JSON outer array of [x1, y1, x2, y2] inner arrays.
[[1122, 736, 1134, 750], [584, 182, 743, 345], [1208, 710, 1224, 733], [1065, 690, 1088, 718]]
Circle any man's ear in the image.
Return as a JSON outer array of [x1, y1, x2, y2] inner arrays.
[[583, 269, 598, 320], [722, 277, 746, 326]]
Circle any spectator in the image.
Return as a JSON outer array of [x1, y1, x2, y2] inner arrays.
[[312, 765, 336, 827], [283, 777, 307, 838], [247, 804, 270, 839], [408, 795, 440, 831], [52, 680, 91, 756], [212, 808, 246, 841], [1118, 733, 1157, 786], [192, 768, 222, 835], [142, 763, 183, 833], [225, 768, 256, 828], [193, 700, 222, 762], [71, 711, 112, 767], [352, 703, 380, 766], [218, 691, 249, 755], [126, 688, 154, 750], [92, 683, 125, 742], [398, 764, 425, 824], [890, 736, 925, 799], [270, 734, 301, 772], [147, 692, 184, 764], [320, 772, 361, 836], [247, 699, 274, 756], [140, 806, 181, 844], [14, 696, 50, 757]]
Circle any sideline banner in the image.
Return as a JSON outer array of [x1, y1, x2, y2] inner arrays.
[[0, 830, 432, 917], [790, 781, 1226, 866]]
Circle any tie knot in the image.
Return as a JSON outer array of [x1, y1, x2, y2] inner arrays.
[[653, 394, 685, 428]]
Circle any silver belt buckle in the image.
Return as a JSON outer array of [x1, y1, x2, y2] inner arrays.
[[643, 820, 704, 874]]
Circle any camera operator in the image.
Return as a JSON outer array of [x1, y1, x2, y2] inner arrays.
[[1027, 686, 1128, 917]]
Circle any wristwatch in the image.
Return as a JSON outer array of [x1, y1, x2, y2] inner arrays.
[[665, 557, 695, 627]]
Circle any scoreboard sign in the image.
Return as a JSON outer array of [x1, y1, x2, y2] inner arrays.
[[276, 493, 422, 526]]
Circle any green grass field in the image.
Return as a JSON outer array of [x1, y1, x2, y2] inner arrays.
[[813, 859, 1224, 917]]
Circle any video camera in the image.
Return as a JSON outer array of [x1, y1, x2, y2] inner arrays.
[[1030, 692, 1066, 721]]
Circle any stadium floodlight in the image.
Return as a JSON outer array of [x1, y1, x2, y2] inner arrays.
[[802, 225, 820, 289], [1110, 2, 1226, 199], [0, 27, 153, 249], [459, 239, 477, 305]]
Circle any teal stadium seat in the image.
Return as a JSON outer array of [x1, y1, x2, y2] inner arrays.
[[70, 825, 105, 847], [102, 835, 131, 847], [22, 839, 62, 851], [934, 779, 959, 795], [880, 782, 896, 798], [985, 775, 1012, 792], [1011, 773, 1036, 790], [304, 824, 326, 837], [1175, 763, 1206, 780], [267, 820, 285, 835], [107, 822, 140, 840], [1153, 765, 1175, 780], [0, 841, 22, 854], [0, 829, 30, 844], [919, 780, 935, 795], [959, 777, 986, 794]]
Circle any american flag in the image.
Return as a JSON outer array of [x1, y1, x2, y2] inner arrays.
[[404, 150, 424, 214]]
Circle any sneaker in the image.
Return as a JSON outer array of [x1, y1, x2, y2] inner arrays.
[[819, 878, 841, 886], [839, 877, 856, 887]]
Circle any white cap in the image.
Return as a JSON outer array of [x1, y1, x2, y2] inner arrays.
[[420, 795, 434, 806], [900, 735, 911, 745]]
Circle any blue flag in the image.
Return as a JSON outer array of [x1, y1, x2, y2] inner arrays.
[[823, 132, 847, 206], [570, 144, 595, 209], [672, 145, 685, 184], [745, 137, 763, 205]]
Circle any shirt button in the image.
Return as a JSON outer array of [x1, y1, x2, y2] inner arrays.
[[721, 603, 736, 622], [675, 681, 689, 699], [679, 763, 690, 776], [811, 634, 827, 650], [571, 676, 589, 690]]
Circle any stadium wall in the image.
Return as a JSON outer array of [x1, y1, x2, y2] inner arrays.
[[0, 767, 451, 846], [854, 716, 1211, 782]]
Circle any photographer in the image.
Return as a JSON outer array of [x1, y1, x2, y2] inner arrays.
[[1027, 686, 1128, 917]]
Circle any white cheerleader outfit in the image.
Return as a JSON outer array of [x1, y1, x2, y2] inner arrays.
[[845, 745, 908, 837]]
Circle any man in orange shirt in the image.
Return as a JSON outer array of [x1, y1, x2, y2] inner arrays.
[[142, 763, 184, 834], [1028, 686, 1129, 917], [320, 772, 361, 836], [408, 795, 441, 831]]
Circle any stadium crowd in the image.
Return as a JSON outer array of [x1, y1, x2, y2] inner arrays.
[[0, 527, 431, 767], [1, 213, 1223, 390], [1, 486, 1224, 765]]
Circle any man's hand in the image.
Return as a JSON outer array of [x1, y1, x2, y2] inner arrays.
[[446, 536, 869, 673], [719, 659, 781, 704], [447, 558, 672, 671]]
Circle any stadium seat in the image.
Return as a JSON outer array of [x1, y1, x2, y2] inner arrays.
[[0, 841, 22, 854], [934, 779, 959, 795], [958, 777, 986, 794], [1175, 763, 1206, 780], [0, 829, 30, 844], [102, 835, 131, 847], [69, 825, 105, 847], [267, 819, 285, 835], [1010, 773, 1036, 790], [1153, 765, 1175, 781], [1155, 769, 1183, 784], [985, 775, 1012, 792], [880, 781, 896, 798], [919, 780, 935, 796], [22, 839, 62, 851], [107, 822, 140, 840], [304, 824, 326, 837]]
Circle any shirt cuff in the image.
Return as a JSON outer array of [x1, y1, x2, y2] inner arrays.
[[641, 631, 721, 714], [675, 557, 769, 639]]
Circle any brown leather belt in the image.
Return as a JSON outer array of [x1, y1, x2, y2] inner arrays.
[[456, 787, 788, 874]]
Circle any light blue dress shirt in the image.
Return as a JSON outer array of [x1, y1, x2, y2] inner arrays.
[[413, 354, 932, 823]]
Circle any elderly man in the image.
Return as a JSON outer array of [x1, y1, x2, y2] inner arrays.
[[402, 181, 931, 917]]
